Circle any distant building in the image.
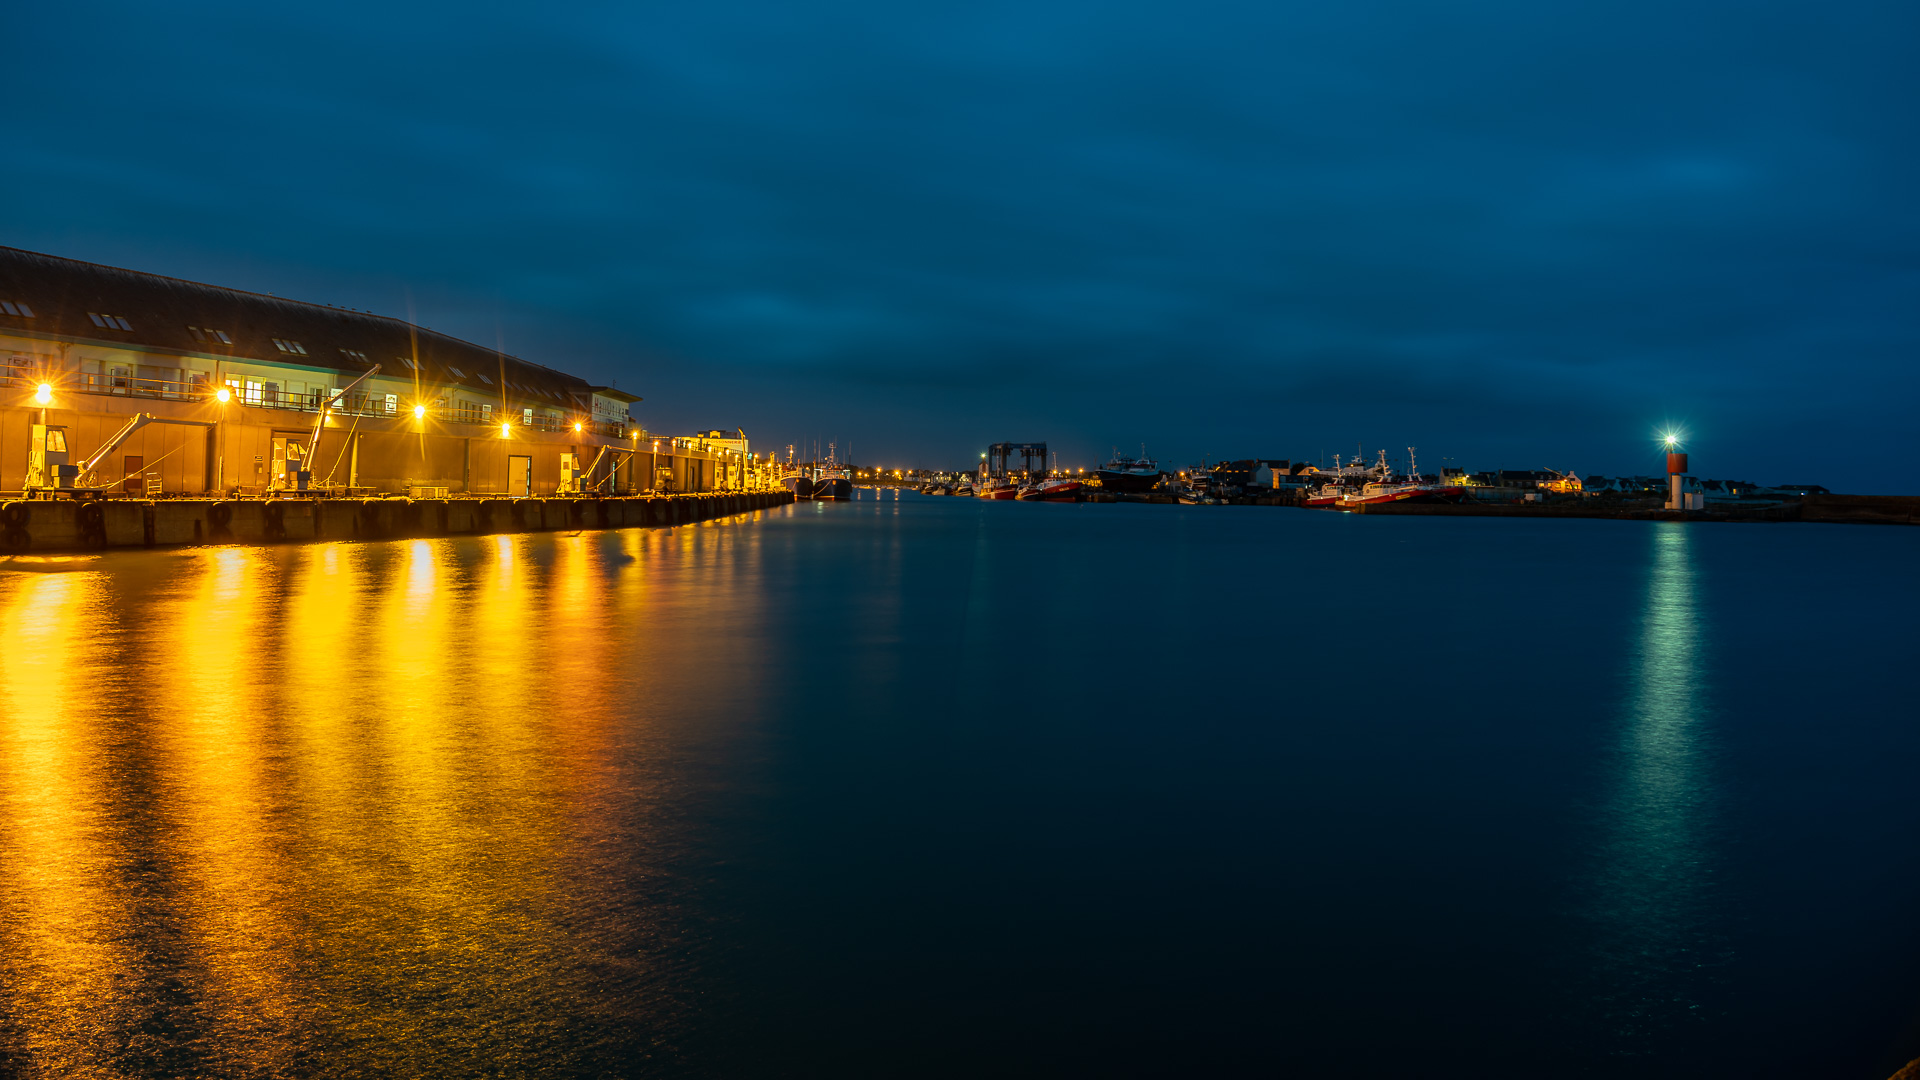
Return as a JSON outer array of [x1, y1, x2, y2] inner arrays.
[[0, 246, 749, 495]]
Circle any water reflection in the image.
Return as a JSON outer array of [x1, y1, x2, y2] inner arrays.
[[0, 571, 141, 1076], [0, 520, 771, 1077], [1588, 524, 1724, 1046]]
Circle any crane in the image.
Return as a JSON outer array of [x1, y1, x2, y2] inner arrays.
[[27, 413, 215, 497], [297, 365, 382, 492]]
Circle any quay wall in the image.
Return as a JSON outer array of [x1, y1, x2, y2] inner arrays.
[[1799, 493, 1920, 526], [0, 491, 793, 554]]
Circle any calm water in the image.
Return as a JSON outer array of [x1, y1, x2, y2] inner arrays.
[[0, 495, 1915, 1078]]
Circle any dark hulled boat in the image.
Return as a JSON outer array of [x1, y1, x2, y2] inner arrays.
[[1094, 447, 1162, 493]]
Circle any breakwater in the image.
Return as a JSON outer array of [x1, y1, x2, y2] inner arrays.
[[1070, 490, 1918, 524], [0, 491, 793, 553]]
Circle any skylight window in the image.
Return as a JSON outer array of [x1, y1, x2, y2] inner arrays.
[[339, 348, 368, 362], [0, 301, 32, 318], [448, 366, 465, 378], [187, 326, 232, 344], [88, 312, 133, 331], [477, 373, 493, 385], [398, 356, 417, 370], [272, 338, 308, 355]]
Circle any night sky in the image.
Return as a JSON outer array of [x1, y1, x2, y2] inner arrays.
[[7, 1, 1915, 488]]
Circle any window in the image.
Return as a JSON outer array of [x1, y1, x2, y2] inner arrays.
[[384, 393, 398, 415], [0, 301, 33, 318], [45, 429, 67, 453], [448, 366, 465, 378], [244, 379, 264, 406], [272, 338, 308, 355], [88, 312, 133, 331], [398, 356, 417, 370], [522, 408, 533, 425], [477, 373, 493, 385], [186, 326, 233, 345], [481, 403, 492, 420], [339, 348, 368, 363]]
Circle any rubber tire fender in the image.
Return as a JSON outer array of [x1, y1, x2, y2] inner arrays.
[[77, 501, 106, 547]]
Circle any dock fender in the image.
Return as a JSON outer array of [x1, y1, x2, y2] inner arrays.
[[358, 499, 387, 538], [509, 499, 531, 530], [77, 501, 106, 549], [2, 501, 28, 550], [208, 500, 235, 540], [263, 499, 287, 540], [594, 500, 611, 528]]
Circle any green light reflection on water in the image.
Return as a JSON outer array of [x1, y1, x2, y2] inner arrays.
[[1588, 523, 1726, 1045]]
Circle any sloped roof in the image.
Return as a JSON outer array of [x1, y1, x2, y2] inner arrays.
[[0, 245, 602, 408]]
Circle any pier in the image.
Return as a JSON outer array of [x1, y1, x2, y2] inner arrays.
[[0, 491, 793, 554]]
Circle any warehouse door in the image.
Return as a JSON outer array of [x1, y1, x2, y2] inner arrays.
[[508, 455, 532, 497], [270, 434, 309, 491]]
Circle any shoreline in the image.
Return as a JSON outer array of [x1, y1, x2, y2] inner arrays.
[[1027, 490, 1918, 525]]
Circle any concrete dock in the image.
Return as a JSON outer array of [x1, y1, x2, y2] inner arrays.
[[0, 491, 794, 554]]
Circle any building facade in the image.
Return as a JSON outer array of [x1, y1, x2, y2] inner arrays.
[[0, 247, 750, 496]]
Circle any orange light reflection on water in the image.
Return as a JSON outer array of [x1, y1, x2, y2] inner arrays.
[[0, 571, 137, 1076], [0, 521, 772, 1075]]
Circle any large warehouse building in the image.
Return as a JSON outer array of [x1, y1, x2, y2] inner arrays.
[[0, 246, 748, 497]]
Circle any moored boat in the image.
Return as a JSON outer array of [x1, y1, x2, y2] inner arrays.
[[1094, 445, 1161, 493], [1017, 478, 1082, 501], [1329, 448, 1460, 509], [1338, 478, 1465, 507], [978, 477, 1020, 500]]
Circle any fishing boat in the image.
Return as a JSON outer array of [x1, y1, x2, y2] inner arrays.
[[978, 477, 1020, 500], [1177, 462, 1218, 505], [1336, 448, 1462, 508], [1302, 451, 1385, 508], [811, 443, 853, 500], [1338, 478, 1465, 507], [1017, 478, 1082, 501], [1094, 446, 1161, 493]]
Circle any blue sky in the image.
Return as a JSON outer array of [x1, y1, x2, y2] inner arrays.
[[7, 0, 1916, 486]]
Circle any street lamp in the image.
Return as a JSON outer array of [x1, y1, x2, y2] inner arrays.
[[34, 382, 51, 406], [413, 403, 426, 420], [216, 387, 231, 404]]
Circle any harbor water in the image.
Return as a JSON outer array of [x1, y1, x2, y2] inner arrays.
[[0, 495, 1914, 1077]]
